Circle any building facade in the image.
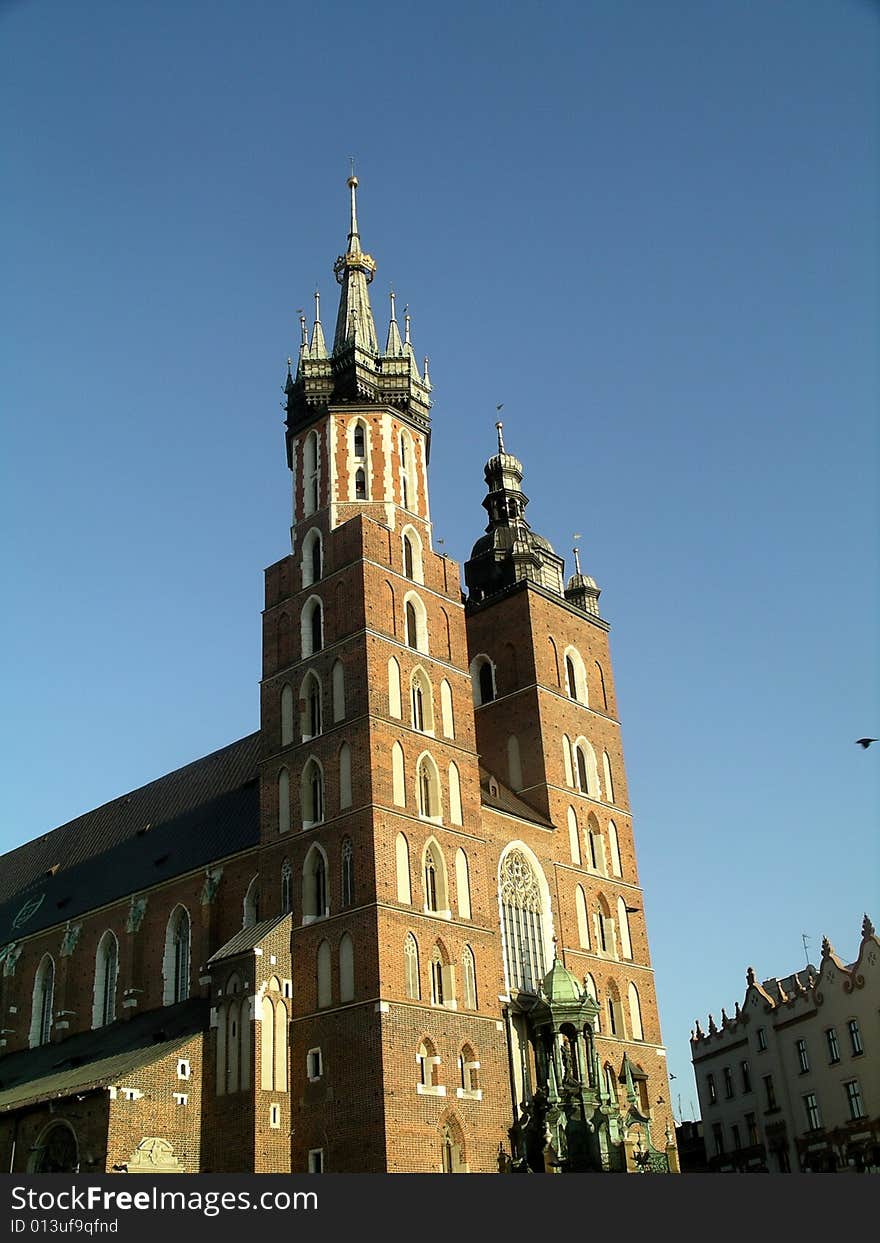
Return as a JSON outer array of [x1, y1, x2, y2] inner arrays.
[[691, 915, 879, 1173], [0, 179, 676, 1175]]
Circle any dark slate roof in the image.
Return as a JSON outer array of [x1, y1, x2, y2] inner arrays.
[[0, 734, 262, 945], [207, 914, 290, 964], [0, 998, 209, 1112], [479, 766, 554, 828]]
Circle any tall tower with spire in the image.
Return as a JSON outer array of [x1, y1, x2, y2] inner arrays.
[[253, 178, 676, 1173]]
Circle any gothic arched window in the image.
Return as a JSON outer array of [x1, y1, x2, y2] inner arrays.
[[341, 837, 354, 908], [301, 758, 324, 827], [499, 849, 547, 994], [30, 955, 55, 1048], [92, 931, 118, 1029], [404, 933, 420, 999], [303, 846, 328, 922], [462, 945, 477, 1010], [281, 858, 292, 914], [163, 906, 191, 1005]]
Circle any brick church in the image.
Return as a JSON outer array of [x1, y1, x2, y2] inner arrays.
[[0, 179, 678, 1175]]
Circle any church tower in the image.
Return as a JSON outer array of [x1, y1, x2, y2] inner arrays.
[[255, 179, 677, 1173]]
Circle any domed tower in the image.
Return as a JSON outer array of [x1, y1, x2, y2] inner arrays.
[[464, 422, 564, 602]]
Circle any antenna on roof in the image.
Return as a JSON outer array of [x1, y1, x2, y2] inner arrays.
[[801, 932, 811, 968]]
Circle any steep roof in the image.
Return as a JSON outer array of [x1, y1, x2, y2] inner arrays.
[[479, 766, 554, 828], [0, 734, 261, 945], [0, 998, 209, 1112]]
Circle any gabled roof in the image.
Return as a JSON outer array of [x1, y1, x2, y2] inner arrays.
[[0, 998, 209, 1112], [207, 914, 290, 964], [479, 766, 554, 828], [0, 734, 261, 945]]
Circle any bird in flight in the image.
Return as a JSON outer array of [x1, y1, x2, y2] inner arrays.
[[855, 738, 877, 749]]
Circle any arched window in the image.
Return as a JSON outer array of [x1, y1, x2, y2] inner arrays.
[[243, 875, 260, 928], [603, 751, 615, 804], [410, 668, 434, 733], [576, 886, 590, 949], [391, 741, 406, 807], [29, 955, 55, 1048], [417, 753, 442, 820], [300, 671, 322, 740], [353, 421, 366, 459], [499, 848, 548, 994], [92, 932, 118, 1029], [548, 636, 561, 686], [404, 934, 420, 999], [280, 683, 294, 747], [396, 833, 412, 904], [339, 743, 352, 809], [226, 994, 241, 1094], [628, 982, 644, 1041], [586, 813, 605, 874], [574, 739, 599, 796], [28, 1122, 78, 1173], [401, 526, 424, 583], [260, 995, 274, 1089], [339, 933, 354, 1003], [331, 659, 345, 722], [301, 757, 324, 827], [470, 655, 495, 706], [302, 845, 329, 922], [595, 896, 614, 958], [162, 907, 191, 1005], [584, 974, 600, 1033], [608, 821, 622, 877], [423, 840, 449, 915], [274, 996, 288, 1090], [617, 897, 633, 960], [448, 762, 463, 826], [440, 680, 454, 738], [301, 596, 323, 657], [507, 735, 523, 790], [301, 528, 323, 587], [562, 735, 573, 787], [341, 837, 354, 907], [607, 981, 625, 1038], [564, 648, 588, 703], [429, 948, 445, 1006], [388, 657, 402, 718], [303, 430, 319, 516], [281, 858, 292, 914], [355, 467, 366, 499], [462, 945, 477, 1010], [403, 592, 428, 653], [403, 532, 414, 578], [567, 806, 581, 865], [278, 767, 290, 834], [274, 611, 290, 671], [417, 1039, 439, 1088], [405, 601, 417, 647], [460, 1043, 480, 1092], [454, 847, 471, 918], [595, 661, 608, 709], [399, 430, 417, 511], [316, 940, 332, 1009], [441, 1120, 466, 1172]]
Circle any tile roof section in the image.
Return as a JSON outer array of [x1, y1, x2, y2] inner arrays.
[[0, 734, 261, 944], [207, 914, 291, 964], [0, 998, 209, 1112], [479, 765, 554, 828]]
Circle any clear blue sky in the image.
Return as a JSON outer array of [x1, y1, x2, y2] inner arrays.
[[2, 0, 877, 1116]]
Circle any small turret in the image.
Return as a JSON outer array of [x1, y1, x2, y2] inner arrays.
[[464, 422, 565, 603]]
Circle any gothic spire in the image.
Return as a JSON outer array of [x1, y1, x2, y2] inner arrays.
[[333, 175, 378, 353], [384, 290, 403, 356], [309, 289, 327, 359]]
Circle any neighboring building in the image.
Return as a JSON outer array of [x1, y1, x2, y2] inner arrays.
[[675, 1120, 709, 1173], [0, 179, 677, 1174], [691, 915, 879, 1173]]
